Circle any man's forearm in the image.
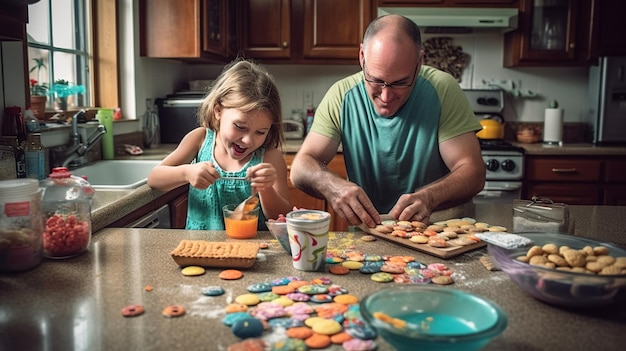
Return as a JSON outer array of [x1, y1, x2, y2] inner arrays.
[[290, 154, 338, 200]]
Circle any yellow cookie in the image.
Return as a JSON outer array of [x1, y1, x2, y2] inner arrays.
[[181, 266, 205, 276]]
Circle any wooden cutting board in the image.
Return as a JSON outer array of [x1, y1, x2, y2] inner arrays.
[[358, 215, 486, 259]]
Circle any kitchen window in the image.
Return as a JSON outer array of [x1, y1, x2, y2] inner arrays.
[[26, 0, 119, 116], [27, 0, 91, 111]]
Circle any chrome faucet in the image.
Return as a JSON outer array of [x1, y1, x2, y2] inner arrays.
[[53, 110, 108, 168]]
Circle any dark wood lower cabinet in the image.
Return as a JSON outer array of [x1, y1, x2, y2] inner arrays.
[[523, 156, 626, 206]]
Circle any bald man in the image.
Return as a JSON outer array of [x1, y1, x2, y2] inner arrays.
[[290, 15, 485, 228]]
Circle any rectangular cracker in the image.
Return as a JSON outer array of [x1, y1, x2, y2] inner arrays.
[[170, 240, 260, 268]]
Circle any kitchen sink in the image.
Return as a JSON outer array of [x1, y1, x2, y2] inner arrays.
[[70, 160, 161, 189]]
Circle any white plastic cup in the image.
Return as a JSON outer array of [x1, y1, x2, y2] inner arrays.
[[286, 210, 331, 271]]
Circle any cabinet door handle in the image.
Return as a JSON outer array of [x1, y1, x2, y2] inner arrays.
[[282, 41, 288, 48], [552, 168, 577, 173]]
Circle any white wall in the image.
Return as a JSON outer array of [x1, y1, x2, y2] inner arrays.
[[182, 31, 590, 124]]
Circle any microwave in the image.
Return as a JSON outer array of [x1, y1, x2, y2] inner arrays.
[[156, 93, 203, 144]]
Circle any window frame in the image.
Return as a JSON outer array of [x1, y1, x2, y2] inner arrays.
[[25, 0, 119, 118]]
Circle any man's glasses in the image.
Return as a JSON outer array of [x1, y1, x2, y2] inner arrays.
[[363, 59, 418, 90]]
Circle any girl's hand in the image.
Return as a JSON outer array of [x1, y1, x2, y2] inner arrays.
[[247, 163, 277, 193], [186, 161, 220, 189]]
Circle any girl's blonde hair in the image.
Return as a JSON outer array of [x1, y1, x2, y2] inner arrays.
[[197, 59, 284, 149]]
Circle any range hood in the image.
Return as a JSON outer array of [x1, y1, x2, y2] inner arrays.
[[377, 7, 519, 33]]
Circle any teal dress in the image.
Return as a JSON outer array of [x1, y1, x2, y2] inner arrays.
[[185, 129, 268, 230]]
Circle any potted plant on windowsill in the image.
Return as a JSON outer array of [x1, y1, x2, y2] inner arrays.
[[49, 79, 85, 112], [29, 58, 48, 119]]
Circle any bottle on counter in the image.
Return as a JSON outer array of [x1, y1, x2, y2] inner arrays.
[[305, 106, 315, 136], [40, 167, 95, 259], [25, 133, 48, 180], [0, 136, 27, 178]]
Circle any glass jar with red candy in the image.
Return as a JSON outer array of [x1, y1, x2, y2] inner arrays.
[[40, 167, 95, 258]]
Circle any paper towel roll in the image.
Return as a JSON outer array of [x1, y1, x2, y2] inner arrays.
[[543, 108, 563, 144]]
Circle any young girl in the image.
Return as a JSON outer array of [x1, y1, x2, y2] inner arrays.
[[147, 59, 291, 230]]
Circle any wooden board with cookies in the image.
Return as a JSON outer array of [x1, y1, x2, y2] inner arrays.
[[358, 215, 508, 259]]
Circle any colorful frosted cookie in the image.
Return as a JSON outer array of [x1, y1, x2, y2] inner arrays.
[[231, 317, 264, 338], [201, 286, 225, 296], [370, 272, 394, 283]]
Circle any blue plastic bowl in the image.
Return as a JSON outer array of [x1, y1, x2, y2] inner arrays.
[[360, 286, 507, 351]]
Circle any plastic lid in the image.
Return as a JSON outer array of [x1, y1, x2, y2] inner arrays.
[[49, 167, 72, 179], [0, 178, 40, 197]]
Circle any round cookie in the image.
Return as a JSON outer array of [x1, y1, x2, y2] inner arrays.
[[121, 304, 145, 317], [181, 266, 205, 276], [311, 318, 343, 335], [162, 305, 186, 318], [235, 293, 261, 306], [201, 286, 225, 296], [329, 265, 350, 275], [219, 269, 243, 280], [231, 317, 264, 338], [371, 272, 394, 283]]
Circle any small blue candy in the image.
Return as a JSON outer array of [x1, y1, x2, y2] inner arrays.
[[201, 286, 225, 296]]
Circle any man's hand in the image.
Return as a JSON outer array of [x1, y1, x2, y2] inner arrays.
[[326, 180, 380, 228]]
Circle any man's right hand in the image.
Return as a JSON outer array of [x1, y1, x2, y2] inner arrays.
[[325, 179, 380, 228]]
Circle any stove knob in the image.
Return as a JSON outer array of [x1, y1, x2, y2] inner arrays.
[[485, 159, 500, 171], [501, 159, 516, 172]]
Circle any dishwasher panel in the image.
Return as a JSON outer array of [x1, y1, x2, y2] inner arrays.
[[126, 204, 171, 228]]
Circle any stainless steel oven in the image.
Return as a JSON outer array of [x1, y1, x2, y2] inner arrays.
[[464, 89, 525, 204]]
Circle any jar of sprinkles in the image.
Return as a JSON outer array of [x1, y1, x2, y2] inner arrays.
[[0, 178, 44, 272], [40, 167, 94, 259]]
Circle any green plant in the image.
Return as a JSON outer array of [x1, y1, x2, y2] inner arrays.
[[29, 58, 48, 96], [50, 79, 85, 99]]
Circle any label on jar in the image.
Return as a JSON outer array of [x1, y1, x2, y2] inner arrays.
[[4, 201, 31, 217]]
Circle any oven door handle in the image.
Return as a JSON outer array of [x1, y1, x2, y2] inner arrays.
[[482, 183, 522, 191]]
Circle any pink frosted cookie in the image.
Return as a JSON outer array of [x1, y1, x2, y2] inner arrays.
[[342, 339, 377, 351]]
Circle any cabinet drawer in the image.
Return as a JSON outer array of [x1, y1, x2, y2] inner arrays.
[[605, 160, 626, 183], [525, 184, 602, 205], [526, 158, 601, 182]]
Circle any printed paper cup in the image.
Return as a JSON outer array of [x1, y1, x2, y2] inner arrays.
[[286, 210, 331, 271]]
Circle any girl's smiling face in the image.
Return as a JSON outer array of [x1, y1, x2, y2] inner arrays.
[[215, 105, 272, 162]]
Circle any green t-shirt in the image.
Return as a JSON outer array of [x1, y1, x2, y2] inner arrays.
[[311, 65, 481, 213]]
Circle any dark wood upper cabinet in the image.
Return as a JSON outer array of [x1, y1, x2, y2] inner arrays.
[[503, 0, 594, 67], [302, 0, 371, 61], [240, 0, 372, 64], [139, 0, 235, 62], [377, 0, 517, 6], [588, 0, 626, 58], [240, 0, 291, 59]]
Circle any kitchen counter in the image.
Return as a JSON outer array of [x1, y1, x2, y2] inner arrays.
[[513, 142, 626, 156], [1, 204, 625, 350]]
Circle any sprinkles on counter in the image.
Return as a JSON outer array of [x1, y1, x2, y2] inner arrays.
[[128, 223, 485, 350]]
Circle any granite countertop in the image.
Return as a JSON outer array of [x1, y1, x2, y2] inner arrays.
[[89, 140, 626, 232], [1, 203, 625, 350], [513, 142, 626, 156]]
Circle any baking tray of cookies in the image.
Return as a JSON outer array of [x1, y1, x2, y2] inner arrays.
[[170, 240, 260, 268], [357, 215, 493, 259]]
